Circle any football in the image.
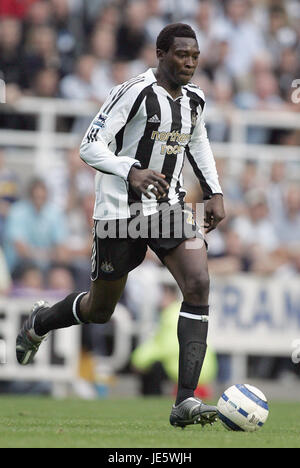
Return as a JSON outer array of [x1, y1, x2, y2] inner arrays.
[[217, 384, 269, 432]]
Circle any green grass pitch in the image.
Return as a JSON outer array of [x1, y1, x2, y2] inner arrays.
[[0, 396, 299, 448]]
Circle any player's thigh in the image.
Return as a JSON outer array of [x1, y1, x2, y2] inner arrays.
[[163, 237, 210, 303]]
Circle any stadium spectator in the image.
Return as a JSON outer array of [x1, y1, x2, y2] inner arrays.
[[232, 188, 279, 252], [277, 249, 300, 278], [43, 146, 94, 288], [276, 46, 300, 101], [24, 0, 53, 28], [60, 55, 104, 134], [109, 59, 131, 88], [237, 50, 275, 93], [0, 246, 11, 294], [115, 0, 149, 60], [266, 160, 287, 224], [223, 161, 263, 217], [274, 184, 300, 247], [82, 0, 115, 30], [208, 229, 248, 274], [129, 42, 157, 76], [0, 149, 19, 244], [90, 25, 116, 62], [206, 78, 234, 142], [87, 25, 118, 100], [265, 4, 298, 65], [162, 0, 199, 21], [11, 261, 44, 293], [46, 264, 75, 293], [65, 192, 94, 290], [235, 70, 285, 143], [0, 17, 23, 86], [185, 0, 216, 64], [46, 146, 94, 211], [143, 0, 166, 43], [199, 35, 232, 91], [124, 249, 162, 321], [23, 25, 62, 83], [60, 54, 129, 108], [231, 188, 284, 273], [212, 0, 267, 80], [60, 54, 99, 101], [50, 0, 84, 74], [3, 178, 68, 274], [30, 67, 60, 98], [0, 0, 38, 19], [101, 1, 121, 26]]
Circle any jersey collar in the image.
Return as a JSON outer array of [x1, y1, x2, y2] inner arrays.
[[146, 68, 183, 101]]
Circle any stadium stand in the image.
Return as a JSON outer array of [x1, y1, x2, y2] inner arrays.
[[0, 0, 300, 396]]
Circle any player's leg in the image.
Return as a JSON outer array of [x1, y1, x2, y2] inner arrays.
[[16, 219, 147, 365], [35, 274, 128, 332], [16, 275, 127, 365], [79, 275, 128, 324], [163, 238, 217, 427], [164, 238, 209, 401]]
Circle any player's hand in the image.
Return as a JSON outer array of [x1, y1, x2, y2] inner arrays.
[[128, 166, 169, 200], [204, 194, 225, 233]]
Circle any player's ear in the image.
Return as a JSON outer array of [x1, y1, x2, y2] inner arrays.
[[156, 48, 166, 60]]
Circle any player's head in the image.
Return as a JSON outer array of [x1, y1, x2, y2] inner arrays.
[[156, 23, 199, 86]]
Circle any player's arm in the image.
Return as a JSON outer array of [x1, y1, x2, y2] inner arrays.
[[187, 113, 225, 233], [80, 85, 141, 180], [80, 84, 168, 199]]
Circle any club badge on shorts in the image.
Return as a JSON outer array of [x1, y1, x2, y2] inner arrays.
[[100, 261, 114, 273]]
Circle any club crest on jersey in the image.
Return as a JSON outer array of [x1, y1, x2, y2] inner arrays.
[[93, 113, 108, 129]]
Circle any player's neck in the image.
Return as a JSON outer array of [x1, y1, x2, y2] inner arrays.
[[154, 68, 182, 100]]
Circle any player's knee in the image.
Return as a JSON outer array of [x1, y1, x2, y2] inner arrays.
[[183, 271, 210, 304], [87, 307, 114, 324]]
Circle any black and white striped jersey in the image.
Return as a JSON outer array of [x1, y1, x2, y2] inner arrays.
[[80, 68, 222, 220]]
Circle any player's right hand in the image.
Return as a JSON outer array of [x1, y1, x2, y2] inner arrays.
[[128, 167, 169, 200]]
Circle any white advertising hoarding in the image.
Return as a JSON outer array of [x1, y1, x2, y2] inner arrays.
[[209, 275, 300, 356], [0, 297, 80, 381], [0, 274, 299, 384]]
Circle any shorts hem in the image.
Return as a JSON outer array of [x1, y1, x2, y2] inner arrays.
[[91, 257, 145, 282]]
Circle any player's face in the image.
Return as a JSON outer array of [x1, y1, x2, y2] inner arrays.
[[158, 37, 200, 86]]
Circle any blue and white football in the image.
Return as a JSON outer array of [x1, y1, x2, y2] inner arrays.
[[217, 384, 269, 432]]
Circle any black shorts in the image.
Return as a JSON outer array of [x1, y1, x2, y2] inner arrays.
[[91, 203, 205, 281]]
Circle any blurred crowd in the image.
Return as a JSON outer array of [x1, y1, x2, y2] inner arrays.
[[0, 0, 299, 294], [0, 0, 300, 111], [0, 0, 299, 394]]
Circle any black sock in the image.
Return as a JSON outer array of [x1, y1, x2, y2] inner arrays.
[[34, 292, 88, 336], [176, 302, 209, 406]]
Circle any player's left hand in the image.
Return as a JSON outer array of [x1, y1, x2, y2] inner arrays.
[[204, 194, 225, 233]]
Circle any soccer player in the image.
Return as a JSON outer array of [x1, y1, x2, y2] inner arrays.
[[16, 23, 225, 428]]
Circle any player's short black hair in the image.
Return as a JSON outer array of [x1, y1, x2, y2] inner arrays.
[[156, 23, 197, 52]]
